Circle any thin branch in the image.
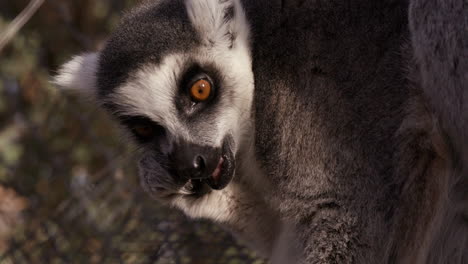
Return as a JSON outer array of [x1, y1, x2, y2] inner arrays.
[[0, 0, 45, 53]]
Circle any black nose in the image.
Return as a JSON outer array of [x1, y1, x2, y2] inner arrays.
[[170, 141, 220, 180], [193, 155, 206, 174]]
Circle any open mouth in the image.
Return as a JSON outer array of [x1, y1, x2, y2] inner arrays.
[[189, 136, 235, 192]]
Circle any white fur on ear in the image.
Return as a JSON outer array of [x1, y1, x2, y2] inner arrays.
[[53, 52, 99, 95], [185, 0, 250, 48]]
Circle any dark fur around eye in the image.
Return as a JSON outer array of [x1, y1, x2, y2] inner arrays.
[[175, 63, 223, 118], [182, 67, 216, 102], [119, 116, 166, 144]]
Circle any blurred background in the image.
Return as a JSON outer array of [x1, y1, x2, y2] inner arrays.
[[0, 0, 264, 263]]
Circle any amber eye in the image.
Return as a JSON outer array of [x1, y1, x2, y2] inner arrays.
[[190, 79, 212, 102]]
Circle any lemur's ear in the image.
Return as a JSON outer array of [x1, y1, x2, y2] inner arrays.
[[185, 0, 249, 48], [53, 52, 99, 95]]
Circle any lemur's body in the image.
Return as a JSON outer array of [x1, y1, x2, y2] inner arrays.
[[55, 0, 468, 263]]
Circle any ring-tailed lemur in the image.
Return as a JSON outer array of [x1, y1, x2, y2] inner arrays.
[[55, 0, 467, 263], [55, 0, 282, 257]]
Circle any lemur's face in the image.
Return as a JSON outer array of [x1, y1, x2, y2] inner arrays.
[[54, 0, 253, 198]]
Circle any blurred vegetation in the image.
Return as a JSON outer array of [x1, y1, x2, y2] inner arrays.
[[0, 1, 264, 263]]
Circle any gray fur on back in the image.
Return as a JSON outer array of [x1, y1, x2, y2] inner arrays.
[[241, 0, 467, 263]]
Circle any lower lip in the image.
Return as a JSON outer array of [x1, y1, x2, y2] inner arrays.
[[211, 157, 224, 183], [204, 135, 235, 190]]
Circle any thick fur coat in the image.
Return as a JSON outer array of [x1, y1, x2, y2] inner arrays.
[[55, 0, 468, 263], [246, 0, 467, 262]]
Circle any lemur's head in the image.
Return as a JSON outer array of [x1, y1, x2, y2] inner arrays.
[[54, 0, 253, 199]]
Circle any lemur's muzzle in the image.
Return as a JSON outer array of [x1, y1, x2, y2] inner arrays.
[[169, 136, 235, 190], [170, 141, 221, 181]]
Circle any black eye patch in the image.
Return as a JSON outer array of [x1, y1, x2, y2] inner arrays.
[[119, 116, 166, 144]]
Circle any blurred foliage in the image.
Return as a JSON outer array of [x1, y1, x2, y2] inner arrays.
[[0, 1, 265, 263]]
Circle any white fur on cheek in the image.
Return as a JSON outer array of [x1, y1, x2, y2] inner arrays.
[[53, 53, 99, 94], [186, 0, 254, 149], [108, 54, 191, 140], [212, 44, 254, 149]]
